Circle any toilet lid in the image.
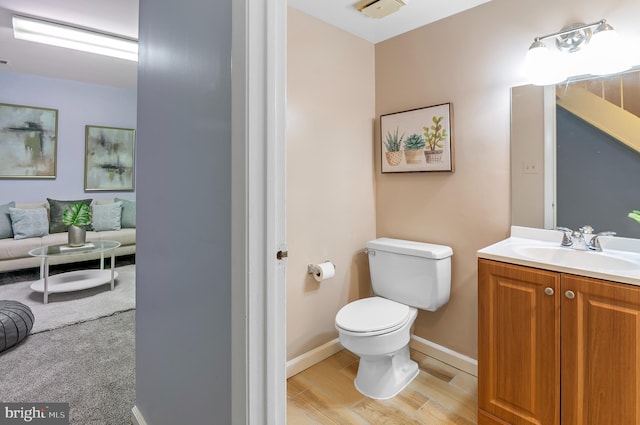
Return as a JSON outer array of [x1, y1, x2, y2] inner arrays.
[[335, 297, 411, 333]]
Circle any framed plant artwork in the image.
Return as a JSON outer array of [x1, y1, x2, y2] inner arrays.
[[380, 103, 454, 173], [0, 103, 58, 178], [85, 125, 135, 191]]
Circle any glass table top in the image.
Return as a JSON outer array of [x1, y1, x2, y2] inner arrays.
[[28, 240, 121, 257]]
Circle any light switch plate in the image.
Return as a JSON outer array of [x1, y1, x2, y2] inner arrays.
[[523, 162, 539, 174]]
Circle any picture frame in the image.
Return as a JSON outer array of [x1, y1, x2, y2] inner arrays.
[[85, 125, 135, 191], [380, 103, 454, 173], [0, 102, 58, 178]]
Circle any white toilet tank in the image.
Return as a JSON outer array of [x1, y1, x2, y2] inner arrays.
[[366, 238, 453, 311]]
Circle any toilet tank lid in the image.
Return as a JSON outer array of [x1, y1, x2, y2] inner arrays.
[[366, 238, 453, 259]]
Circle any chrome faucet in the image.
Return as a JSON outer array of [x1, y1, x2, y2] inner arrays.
[[556, 224, 604, 251], [555, 226, 615, 251], [572, 229, 588, 250]]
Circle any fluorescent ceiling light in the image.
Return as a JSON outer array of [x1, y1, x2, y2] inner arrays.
[[12, 15, 138, 62]]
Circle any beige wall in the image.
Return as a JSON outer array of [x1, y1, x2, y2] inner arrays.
[[286, 9, 376, 360], [375, 0, 640, 358]]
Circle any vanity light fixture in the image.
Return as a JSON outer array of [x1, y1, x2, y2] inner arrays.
[[525, 19, 632, 86], [12, 15, 138, 62]]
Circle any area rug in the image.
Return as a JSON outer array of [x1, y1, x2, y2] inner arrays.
[[0, 264, 135, 334], [0, 310, 135, 425]]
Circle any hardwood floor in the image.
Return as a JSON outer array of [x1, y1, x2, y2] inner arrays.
[[287, 349, 478, 424]]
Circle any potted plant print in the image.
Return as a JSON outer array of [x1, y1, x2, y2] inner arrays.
[[403, 133, 426, 164], [423, 115, 448, 163], [384, 126, 404, 166]]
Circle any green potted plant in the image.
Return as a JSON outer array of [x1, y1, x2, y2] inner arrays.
[[423, 115, 448, 163], [403, 133, 426, 164], [384, 127, 404, 166], [62, 202, 92, 246]]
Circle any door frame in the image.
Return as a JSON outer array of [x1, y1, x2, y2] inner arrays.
[[231, 0, 287, 424], [543, 85, 556, 229]]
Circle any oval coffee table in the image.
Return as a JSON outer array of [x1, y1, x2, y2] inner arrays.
[[28, 240, 121, 304]]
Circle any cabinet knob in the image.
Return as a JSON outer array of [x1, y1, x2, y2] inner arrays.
[[565, 290, 576, 299], [544, 287, 554, 296]]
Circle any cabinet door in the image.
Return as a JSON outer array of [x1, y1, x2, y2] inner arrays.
[[561, 274, 640, 424], [478, 259, 560, 425]]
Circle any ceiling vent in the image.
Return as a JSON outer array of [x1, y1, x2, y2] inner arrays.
[[355, 0, 406, 19]]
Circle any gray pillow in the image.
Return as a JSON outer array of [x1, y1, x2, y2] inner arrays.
[[9, 207, 49, 240], [115, 198, 135, 228], [92, 202, 122, 231], [47, 198, 93, 233], [0, 201, 16, 239]]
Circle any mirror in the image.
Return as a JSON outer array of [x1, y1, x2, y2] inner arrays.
[[511, 69, 640, 239]]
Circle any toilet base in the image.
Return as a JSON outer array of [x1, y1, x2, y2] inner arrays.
[[353, 345, 419, 400]]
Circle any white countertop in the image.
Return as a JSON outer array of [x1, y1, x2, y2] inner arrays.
[[477, 226, 640, 286]]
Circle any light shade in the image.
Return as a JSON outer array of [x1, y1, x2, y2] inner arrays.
[[586, 24, 631, 75], [12, 15, 138, 62], [525, 40, 568, 86]]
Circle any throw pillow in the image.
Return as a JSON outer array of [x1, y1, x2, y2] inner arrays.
[[0, 201, 16, 239], [47, 198, 93, 233], [9, 207, 49, 240], [92, 202, 123, 232], [115, 198, 136, 228]]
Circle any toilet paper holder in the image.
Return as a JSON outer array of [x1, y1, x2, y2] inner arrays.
[[307, 261, 334, 276]]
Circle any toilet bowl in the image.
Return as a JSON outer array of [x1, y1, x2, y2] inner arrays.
[[336, 296, 419, 399], [335, 238, 453, 400]]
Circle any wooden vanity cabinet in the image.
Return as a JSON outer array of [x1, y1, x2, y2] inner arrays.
[[561, 274, 640, 424], [478, 259, 640, 425], [478, 259, 560, 425]]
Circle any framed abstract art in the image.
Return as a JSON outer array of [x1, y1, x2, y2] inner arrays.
[[85, 125, 135, 191], [0, 103, 58, 178]]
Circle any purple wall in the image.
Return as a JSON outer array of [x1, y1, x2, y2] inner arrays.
[[0, 70, 137, 203]]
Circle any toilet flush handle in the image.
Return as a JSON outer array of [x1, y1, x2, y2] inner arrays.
[[364, 248, 375, 256]]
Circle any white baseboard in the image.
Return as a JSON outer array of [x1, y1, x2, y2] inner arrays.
[[410, 335, 477, 377], [285, 335, 477, 379], [286, 338, 342, 378], [131, 406, 148, 425]]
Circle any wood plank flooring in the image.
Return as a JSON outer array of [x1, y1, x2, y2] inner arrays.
[[287, 349, 477, 424]]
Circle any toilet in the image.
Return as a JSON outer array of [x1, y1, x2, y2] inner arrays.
[[335, 237, 453, 399]]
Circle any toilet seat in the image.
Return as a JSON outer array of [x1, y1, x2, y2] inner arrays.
[[335, 297, 412, 336]]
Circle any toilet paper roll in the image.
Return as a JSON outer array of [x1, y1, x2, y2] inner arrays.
[[313, 261, 335, 282]]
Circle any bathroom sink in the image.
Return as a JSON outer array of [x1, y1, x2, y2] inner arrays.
[[513, 245, 639, 271], [478, 227, 640, 286]]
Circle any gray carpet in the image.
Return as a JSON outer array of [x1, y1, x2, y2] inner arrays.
[[0, 264, 135, 333], [0, 258, 136, 424], [0, 310, 135, 425]]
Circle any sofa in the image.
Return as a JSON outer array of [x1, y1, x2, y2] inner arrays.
[[0, 198, 135, 273]]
